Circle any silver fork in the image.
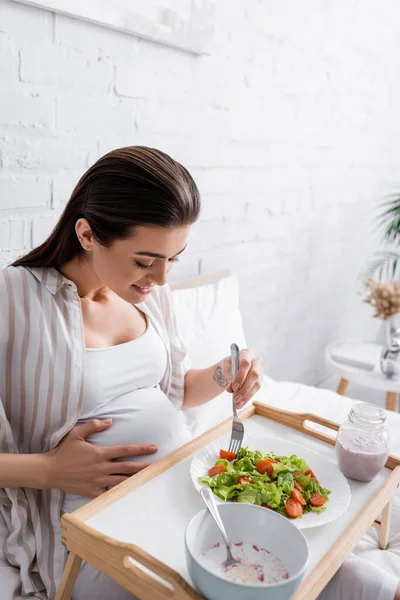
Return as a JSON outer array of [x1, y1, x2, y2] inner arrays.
[[228, 343, 244, 455]]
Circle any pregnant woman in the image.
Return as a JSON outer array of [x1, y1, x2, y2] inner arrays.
[[0, 147, 263, 600]]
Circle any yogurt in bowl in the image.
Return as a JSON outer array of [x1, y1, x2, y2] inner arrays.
[[185, 503, 309, 600], [201, 541, 289, 584]]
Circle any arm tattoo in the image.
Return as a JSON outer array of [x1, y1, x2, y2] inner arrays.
[[213, 366, 228, 387]]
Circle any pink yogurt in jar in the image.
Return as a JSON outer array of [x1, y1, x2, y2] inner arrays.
[[335, 404, 389, 483]]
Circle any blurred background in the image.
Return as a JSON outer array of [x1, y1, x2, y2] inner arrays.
[[1, 0, 400, 396]]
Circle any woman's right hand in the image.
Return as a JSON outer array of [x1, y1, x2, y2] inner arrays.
[[46, 419, 158, 498]]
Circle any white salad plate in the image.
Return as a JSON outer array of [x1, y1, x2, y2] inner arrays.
[[190, 435, 351, 529]]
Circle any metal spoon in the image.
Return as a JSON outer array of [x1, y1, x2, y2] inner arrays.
[[200, 487, 240, 570]]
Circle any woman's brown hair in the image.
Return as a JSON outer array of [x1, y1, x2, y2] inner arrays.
[[13, 146, 200, 268]]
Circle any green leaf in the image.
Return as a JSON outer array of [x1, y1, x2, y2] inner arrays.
[[253, 450, 266, 464], [270, 463, 292, 477], [307, 479, 331, 499], [249, 471, 271, 485], [235, 446, 250, 461], [294, 474, 312, 489], [259, 484, 283, 508], [237, 485, 261, 505], [274, 454, 309, 473], [377, 197, 400, 245], [288, 455, 309, 472], [277, 472, 294, 495], [310, 505, 327, 515], [234, 457, 255, 473], [362, 251, 400, 282], [214, 485, 233, 501], [215, 459, 234, 472], [214, 485, 243, 501], [198, 471, 238, 489]]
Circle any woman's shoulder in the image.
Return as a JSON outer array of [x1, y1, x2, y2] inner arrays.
[[0, 264, 26, 290], [0, 265, 64, 294], [0, 266, 65, 342], [0, 265, 40, 293], [0, 266, 56, 316], [0, 266, 29, 338]]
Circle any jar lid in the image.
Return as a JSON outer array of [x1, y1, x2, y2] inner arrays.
[[349, 403, 386, 429]]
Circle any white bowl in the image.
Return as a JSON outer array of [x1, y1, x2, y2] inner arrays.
[[185, 503, 309, 600]]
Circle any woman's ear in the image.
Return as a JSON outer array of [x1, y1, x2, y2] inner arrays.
[[75, 219, 94, 251]]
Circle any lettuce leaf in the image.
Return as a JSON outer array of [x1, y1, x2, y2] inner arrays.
[[236, 446, 251, 461], [234, 457, 255, 473], [277, 472, 294, 495], [237, 486, 261, 505], [215, 459, 234, 472], [308, 479, 331, 500], [310, 505, 327, 515], [275, 454, 309, 473], [288, 454, 309, 472], [260, 484, 283, 508], [213, 485, 243, 501], [253, 450, 266, 464], [270, 463, 293, 476], [248, 471, 271, 485], [198, 470, 238, 489], [293, 474, 312, 489]]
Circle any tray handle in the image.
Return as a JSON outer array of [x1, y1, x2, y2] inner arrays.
[[252, 402, 400, 470], [61, 514, 204, 600], [253, 401, 339, 441]]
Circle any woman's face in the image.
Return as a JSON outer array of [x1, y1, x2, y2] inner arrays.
[[76, 222, 191, 303]]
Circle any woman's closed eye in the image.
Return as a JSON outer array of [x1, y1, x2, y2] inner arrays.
[[134, 258, 180, 270], [134, 260, 153, 270]]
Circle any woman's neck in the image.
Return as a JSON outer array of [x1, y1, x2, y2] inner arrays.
[[59, 257, 109, 300]]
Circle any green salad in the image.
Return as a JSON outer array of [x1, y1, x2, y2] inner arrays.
[[199, 446, 331, 519]]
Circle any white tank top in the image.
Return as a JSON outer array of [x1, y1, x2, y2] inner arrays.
[[62, 320, 192, 514]]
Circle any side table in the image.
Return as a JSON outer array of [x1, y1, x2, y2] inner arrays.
[[325, 340, 400, 411]]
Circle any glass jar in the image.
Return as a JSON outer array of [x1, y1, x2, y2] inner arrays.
[[335, 403, 389, 482]]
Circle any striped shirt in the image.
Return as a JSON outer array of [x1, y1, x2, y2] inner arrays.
[[0, 265, 190, 599]]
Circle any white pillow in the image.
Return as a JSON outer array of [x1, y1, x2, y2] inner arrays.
[[171, 274, 247, 436]]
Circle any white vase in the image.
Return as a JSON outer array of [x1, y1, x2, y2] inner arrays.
[[376, 315, 399, 346], [379, 316, 400, 377]]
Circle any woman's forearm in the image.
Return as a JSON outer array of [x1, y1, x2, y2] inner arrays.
[[0, 452, 50, 489], [183, 362, 229, 409]]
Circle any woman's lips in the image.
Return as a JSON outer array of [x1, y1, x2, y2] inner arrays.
[[132, 284, 153, 295]]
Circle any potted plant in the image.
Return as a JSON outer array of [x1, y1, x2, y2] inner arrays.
[[363, 196, 400, 376], [364, 195, 400, 281]]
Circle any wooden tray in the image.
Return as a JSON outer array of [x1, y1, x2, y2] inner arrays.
[[56, 402, 400, 600]]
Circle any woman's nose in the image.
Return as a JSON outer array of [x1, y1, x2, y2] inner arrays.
[[150, 262, 168, 286]]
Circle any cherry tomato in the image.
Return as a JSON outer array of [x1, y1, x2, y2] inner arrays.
[[285, 499, 303, 518], [293, 471, 304, 477], [219, 449, 237, 461], [305, 469, 319, 483], [237, 476, 252, 485], [208, 464, 226, 477], [310, 493, 326, 507], [294, 481, 304, 492], [291, 489, 307, 506], [262, 504, 273, 509], [256, 460, 274, 476], [233, 497, 239, 502]]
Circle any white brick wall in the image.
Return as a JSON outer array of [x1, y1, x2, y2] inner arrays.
[[1, 0, 400, 386]]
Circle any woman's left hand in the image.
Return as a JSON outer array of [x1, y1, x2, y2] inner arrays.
[[222, 349, 264, 409]]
